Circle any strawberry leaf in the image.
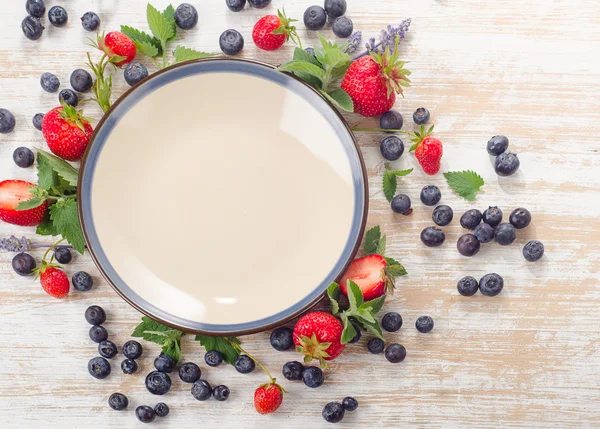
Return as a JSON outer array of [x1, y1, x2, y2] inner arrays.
[[172, 46, 214, 63], [15, 196, 46, 211], [383, 168, 413, 202], [120, 25, 162, 56], [36, 212, 58, 236], [194, 335, 241, 366], [327, 282, 341, 315], [36, 150, 78, 187], [363, 225, 381, 255], [376, 234, 387, 256], [49, 199, 85, 254], [163, 4, 177, 42], [320, 89, 353, 112], [278, 61, 326, 83], [132, 317, 185, 362], [444, 170, 485, 201], [386, 263, 407, 277], [339, 313, 357, 344], [409, 143, 418, 152], [147, 3, 174, 45], [293, 47, 321, 66]]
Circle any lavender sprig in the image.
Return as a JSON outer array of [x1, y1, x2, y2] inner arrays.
[[355, 18, 411, 59], [344, 31, 362, 54], [0, 236, 31, 253]]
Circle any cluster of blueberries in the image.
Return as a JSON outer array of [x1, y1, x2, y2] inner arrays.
[[21, 1, 77, 41], [379, 108, 431, 161]]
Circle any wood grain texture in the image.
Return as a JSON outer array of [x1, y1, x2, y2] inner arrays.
[[1, 0, 599, 427]]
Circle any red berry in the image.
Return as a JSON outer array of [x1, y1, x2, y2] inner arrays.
[[254, 383, 284, 415], [339, 254, 388, 301], [40, 267, 70, 298], [252, 9, 299, 51], [411, 126, 443, 175], [100, 32, 136, 66], [42, 105, 93, 161], [293, 312, 344, 366], [0, 180, 47, 226]]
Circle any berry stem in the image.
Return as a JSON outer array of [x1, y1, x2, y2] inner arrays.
[[225, 338, 276, 384], [42, 237, 66, 262]]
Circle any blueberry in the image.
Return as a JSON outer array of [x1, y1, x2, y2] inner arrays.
[[324, 0, 347, 19], [509, 208, 531, 229], [70, 69, 93, 93], [384, 343, 407, 363], [145, 371, 172, 395], [124, 62, 149, 86], [415, 316, 434, 333], [175, 3, 198, 29], [282, 361, 304, 381], [457, 234, 480, 257], [154, 402, 169, 417], [40, 72, 60, 93], [219, 29, 244, 55], [305, 47, 316, 57], [122, 340, 143, 359], [98, 340, 118, 359], [72, 271, 93, 292], [81, 12, 100, 31], [85, 305, 106, 325], [213, 385, 230, 401], [487, 135, 509, 156], [88, 356, 111, 379], [155, 353, 176, 373], [48, 6, 68, 27], [380, 136, 404, 161], [482, 206, 503, 227], [248, 0, 271, 7], [495, 223, 516, 245], [234, 355, 256, 374], [420, 226, 445, 247], [204, 350, 224, 367], [391, 194, 412, 215], [270, 327, 293, 351], [348, 323, 361, 343], [178, 362, 201, 383], [304, 6, 327, 31], [457, 276, 479, 296], [89, 325, 108, 343], [26, 0, 46, 18], [54, 246, 72, 264], [121, 358, 138, 374], [380, 110, 403, 131], [432, 205, 453, 226], [0, 109, 16, 133], [342, 396, 358, 411], [322, 402, 345, 423], [226, 0, 246, 12], [12, 253, 36, 276], [474, 223, 494, 243], [303, 366, 324, 388], [191, 379, 212, 401], [32, 113, 44, 130], [413, 107, 430, 125], [332, 16, 353, 38], [136, 405, 156, 423], [382, 312, 402, 332], [495, 152, 520, 176], [460, 209, 482, 230], [59, 89, 78, 107], [523, 240, 544, 262], [367, 337, 384, 354], [420, 185, 441, 206], [22, 16, 44, 40], [13, 147, 35, 168], [108, 393, 128, 411], [479, 273, 504, 297]]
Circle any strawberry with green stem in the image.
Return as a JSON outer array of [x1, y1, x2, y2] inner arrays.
[[253, 8, 302, 51], [409, 125, 443, 175], [33, 237, 70, 299]]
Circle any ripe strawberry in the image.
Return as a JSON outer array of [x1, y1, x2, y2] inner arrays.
[[254, 382, 284, 415], [42, 104, 93, 161], [98, 31, 136, 66], [339, 254, 395, 301], [341, 39, 410, 117], [39, 266, 70, 298], [293, 311, 344, 367], [252, 9, 300, 51], [411, 125, 443, 175], [0, 180, 47, 226]]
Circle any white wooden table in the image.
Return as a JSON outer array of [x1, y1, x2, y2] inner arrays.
[[1, 0, 599, 427]]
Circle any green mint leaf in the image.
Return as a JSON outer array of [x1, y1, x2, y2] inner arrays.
[[357, 308, 376, 324], [172, 46, 214, 64], [389, 168, 414, 177], [327, 282, 340, 315], [37, 153, 58, 190], [194, 336, 240, 366], [320, 89, 353, 112], [339, 313, 357, 344], [161, 338, 181, 362], [36, 150, 78, 187], [293, 47, 321, 66], [147, 3, 174, 44], [278, 61, 326, 83], [36, 211, 58, 236], [363, 225, 381, 255], [163, 4, 177, 42], [375, 234, 386, 256], [49, 199, 85, 254], [443, 170, 485, 201], [386, 264, 407, 277], [362, 295, 386, 314], [120, 25, 162, 56], [16, 196, 46, 211], [132, 317, 184, 362], [346, 280, 364, 312], [361, 318, 384, 340], [322, 48, 351, 80], [383, 171, 397, 202]]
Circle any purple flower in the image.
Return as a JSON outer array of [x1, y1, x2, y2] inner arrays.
[[359, 18, 412, 58], [0, 236, 31, 253], [344, 31, 362, 54]]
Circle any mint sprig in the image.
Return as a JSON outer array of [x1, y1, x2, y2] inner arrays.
[[132, 316, 185, 362], [279, 35, 354, 112], [382, 166, 413, 202], [443, 170, 485, 201]]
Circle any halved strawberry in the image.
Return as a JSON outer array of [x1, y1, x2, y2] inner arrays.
[[0, 180, 47, 226], [338, 254, 390, 301]]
